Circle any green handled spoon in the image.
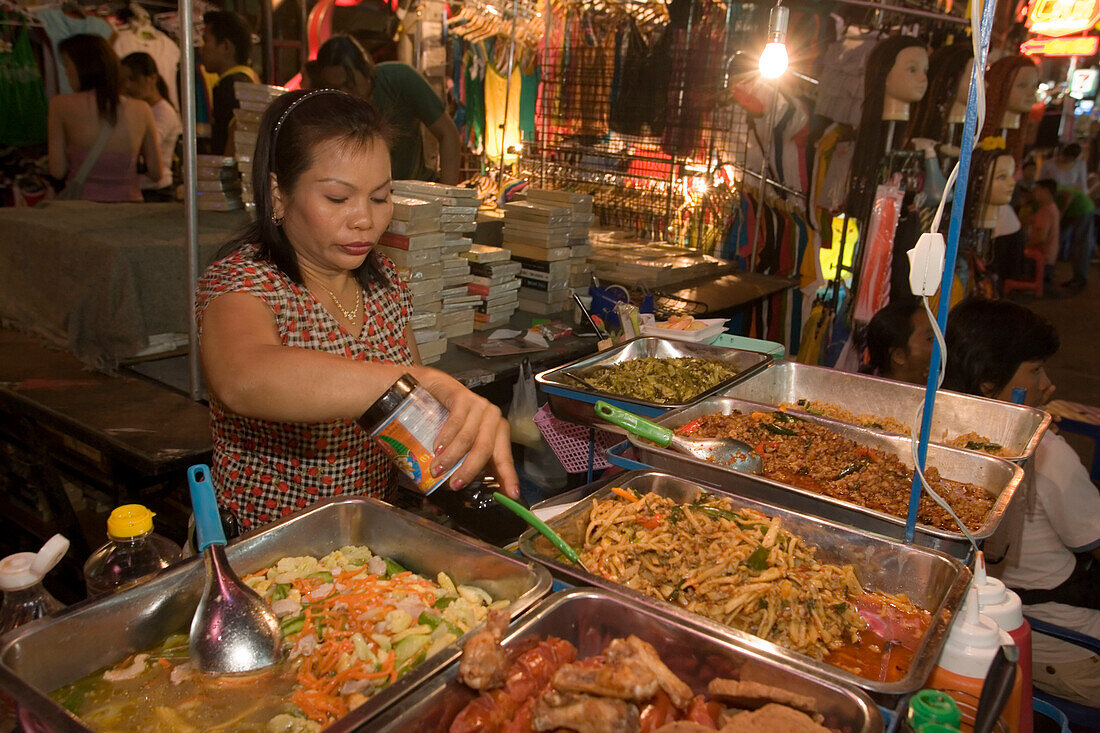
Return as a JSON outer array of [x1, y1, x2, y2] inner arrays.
[[593, 400, 763, 475], [492, 492, 591, 571]]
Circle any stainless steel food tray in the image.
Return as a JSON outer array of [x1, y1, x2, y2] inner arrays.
[[536, 335, 772, 429], [628, 396, 1024, 557], [518, 471, 970, 699], [723, 361, 1050, 463], [370, 588, 884, 731], [0, 497, 552, 733]]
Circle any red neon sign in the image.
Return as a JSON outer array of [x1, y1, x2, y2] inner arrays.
[[1021, 35, 1100, 55]]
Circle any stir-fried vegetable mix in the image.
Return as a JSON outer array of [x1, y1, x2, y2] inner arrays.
[[581, 357, 737, 404], [50, 545, 504, 732]]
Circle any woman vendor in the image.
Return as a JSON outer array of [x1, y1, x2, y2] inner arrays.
[[197, 89, 517, 530]]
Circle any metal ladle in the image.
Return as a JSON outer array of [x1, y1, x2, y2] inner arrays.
[[594, 401, 763, 475], [187, 464, 282, 674]]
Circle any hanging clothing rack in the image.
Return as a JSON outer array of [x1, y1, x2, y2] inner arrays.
[[831, 0, 968, 25]]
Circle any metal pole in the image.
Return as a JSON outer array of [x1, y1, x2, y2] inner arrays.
[[496, 0, 520, 196], [261, 0, 276, 83], [300, 0, 309, 67], [181, 0, 201, 401], [904, 0, 996, 543], [749, 83, 780, 271]]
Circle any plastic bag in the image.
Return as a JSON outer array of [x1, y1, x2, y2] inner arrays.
[[508, 360, 542, 447]]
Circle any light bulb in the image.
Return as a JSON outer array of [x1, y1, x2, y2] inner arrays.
[[759, 42, 788, 79]]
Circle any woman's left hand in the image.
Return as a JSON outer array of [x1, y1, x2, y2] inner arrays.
[[416, 369, 520, 498]]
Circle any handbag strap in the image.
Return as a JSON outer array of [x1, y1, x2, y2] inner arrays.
[[69, 122, 115, 189]]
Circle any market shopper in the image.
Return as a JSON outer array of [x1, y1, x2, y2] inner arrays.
[[1023, 179, 1060, 287], [944, 296, 1100, 706], [196, 89, 518, 530], [307, 34, 461, 184], [47, 34, 162, 203], [862, 298, 933, 385], [201, 10, 258, 156], [120, 52, 180, 201]]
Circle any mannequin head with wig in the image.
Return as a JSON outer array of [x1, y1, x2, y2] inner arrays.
[[909, 44, 973, 142], [980, 55, 1039, 164]]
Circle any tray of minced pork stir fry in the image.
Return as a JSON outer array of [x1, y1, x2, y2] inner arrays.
[[0, 498, 550, 732], [621, 396, 1023, 557], [520, 471, 970, 697]]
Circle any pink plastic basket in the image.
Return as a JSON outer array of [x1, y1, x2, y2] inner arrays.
[[533, 403, 621, 473]]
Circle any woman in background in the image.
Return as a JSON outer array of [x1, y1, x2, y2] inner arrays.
[[121, 51, 180, 201], [862, 298, 934, 385], [48, 34, 161, 202]]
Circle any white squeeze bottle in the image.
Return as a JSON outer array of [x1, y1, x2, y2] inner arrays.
[[973, 552, 1033, 733], [925, 587, 1022, 732], [84, 504, 182, 598]]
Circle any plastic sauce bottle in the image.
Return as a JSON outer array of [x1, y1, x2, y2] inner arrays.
[[83, 504, 182, 598], [358, 374, 466, 495], [973, 552, 1032, 733], [905, 689, 963, 732], [924, 588, 1022, 733], [0, 534, 69, 732]]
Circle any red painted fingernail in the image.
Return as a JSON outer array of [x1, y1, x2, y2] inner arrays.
[[431, 464, 442, 477], [435, 444, 445, 454], [451, 478, 465, 490]]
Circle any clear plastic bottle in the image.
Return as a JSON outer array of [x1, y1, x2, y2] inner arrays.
[[0, 534, 69, 731], [0, 534, 68, 634], [83, 504, 182, 598]]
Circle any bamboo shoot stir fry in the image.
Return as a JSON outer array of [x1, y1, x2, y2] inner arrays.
[[579, 490, 930, 680], [51, 545, 504, 731]]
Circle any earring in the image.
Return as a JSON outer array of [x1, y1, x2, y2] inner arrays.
[[272, 214, 284, 226]]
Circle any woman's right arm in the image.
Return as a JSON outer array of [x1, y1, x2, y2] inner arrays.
[[47, 97, 68, 180], [201, 292, 519, 495]]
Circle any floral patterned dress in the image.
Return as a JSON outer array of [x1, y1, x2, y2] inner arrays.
[[196, 245, 413, 530]]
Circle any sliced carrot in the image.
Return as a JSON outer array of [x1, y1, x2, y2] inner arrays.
[[611, 487, 639, 502]]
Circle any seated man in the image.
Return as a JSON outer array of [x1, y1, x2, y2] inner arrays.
[[201, 10, 258, 155], [944, 296, 1100, 707]]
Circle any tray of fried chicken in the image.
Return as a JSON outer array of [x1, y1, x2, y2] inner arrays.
[[368, 588, 882, 733]]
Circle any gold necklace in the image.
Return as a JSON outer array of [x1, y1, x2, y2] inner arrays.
[[302, 270, 362, 322]]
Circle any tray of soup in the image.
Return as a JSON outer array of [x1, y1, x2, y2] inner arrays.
[[518, 471, 969, 699], [721, 361, 1049, 463], [368, 588, 883, 732], [535, 336, 772, 430], [0, 497, 552, 732]]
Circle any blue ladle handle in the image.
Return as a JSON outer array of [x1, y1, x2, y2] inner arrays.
[[188, 464, 226, 552]]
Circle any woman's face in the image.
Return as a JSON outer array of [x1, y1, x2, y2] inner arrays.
[[313, 65, 372, 99], [120, 66, 152, 99], [1007, 66, 1039, 113], [62, 54, 80, 92], [885, 46, 929, 103], [986, 155, 1016, 206], [271, 135, 393, 275], [890, 309, 934, 385], [990, 360, 1054, 407]]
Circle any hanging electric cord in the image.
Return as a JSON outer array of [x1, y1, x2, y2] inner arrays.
[[904, 0, 987, 556]]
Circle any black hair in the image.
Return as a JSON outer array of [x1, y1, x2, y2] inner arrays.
[[221, 90, 395, 290], [203, 10, 252, 66], [846, 36, 927, 224], [864, 297, 922, 377], [962, 144, 1012, 230], [1035, 178, 1057, 195], [1022, 159, 1036, 169], [909, 44, 972, 143], [1060, 142, 1082, 159], [314, 35, 375, 92], [58, 34, 120, 125], [120, 52, 172, 109], [943, 296, 1059, 398], [980, 55, 1037, 165]]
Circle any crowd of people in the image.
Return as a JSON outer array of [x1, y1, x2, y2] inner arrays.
[[44, 12, 458, 203], [1004, 141, 1097, 295]]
